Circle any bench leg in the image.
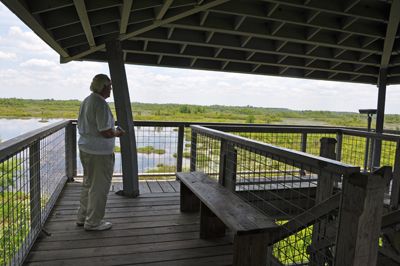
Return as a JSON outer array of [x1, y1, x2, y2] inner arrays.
[[233, 233, 269, 266], [180, 182, 200, 212], [200, 202, 226, 238]]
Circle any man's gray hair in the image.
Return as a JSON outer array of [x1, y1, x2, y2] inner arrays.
[[90, 74, 110, 93]]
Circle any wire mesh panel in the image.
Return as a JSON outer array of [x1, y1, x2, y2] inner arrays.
[[232, 132, 304, 151], [341, 135, 369, 170], [76, 126, 191, 177], [0, 126, 67, 266]]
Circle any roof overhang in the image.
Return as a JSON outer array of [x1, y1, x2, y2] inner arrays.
[[3, 0, 400, 85]]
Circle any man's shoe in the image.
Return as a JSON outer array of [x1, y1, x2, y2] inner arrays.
[[76, 221, 85, 226], [84, 221, 113, 231]]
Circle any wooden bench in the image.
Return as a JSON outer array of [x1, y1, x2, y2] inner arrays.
[[176, 172, 280, 266]]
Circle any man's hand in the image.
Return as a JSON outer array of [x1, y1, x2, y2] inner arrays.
[[116, 126, 125, 137], [100, 126, 125, 138]]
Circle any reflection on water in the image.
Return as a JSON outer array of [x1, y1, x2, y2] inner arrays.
[[0, 118, 63, 142], [0, 119, 190, 175]]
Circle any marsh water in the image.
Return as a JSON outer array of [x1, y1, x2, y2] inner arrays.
[[0, 118, 190, 175]]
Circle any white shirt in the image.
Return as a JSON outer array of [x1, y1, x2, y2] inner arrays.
[[78, 93, 115, 155]]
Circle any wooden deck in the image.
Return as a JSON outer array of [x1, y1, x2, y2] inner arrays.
[[23, 180, 235, 266]]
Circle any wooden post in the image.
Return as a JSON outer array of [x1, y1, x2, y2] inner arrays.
[[309, 137, 337, 266], [390, 141, 400, 208], [233, 233, 269, 266], [30, 141, 41, 233], [218, 140, 237, 191], [301, 133, 307, 153], [336, 131, 342, 162], [373, 68, 387, 169], [225, 143, 237, 193], [180, 182, 200, 212], [335, 166, 392, 266], [200, 202, 225, 238], [65, 121, 76, 182], [300, 133, 307, 176], [106, 39, 139, 197], [176, 125, 184, 173], [190, 131, 197, 172], [218, 139, 227, 185]]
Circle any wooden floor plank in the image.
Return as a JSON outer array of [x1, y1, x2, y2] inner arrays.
[[23, 182, 238, 266], [139, 181, 151, 194], [147, 180, 164, 193], [24, 245, 234, 266], [157, 180, 176, 193], [168, 180, 180, 192]]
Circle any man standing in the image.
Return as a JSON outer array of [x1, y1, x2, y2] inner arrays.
[[76, 74, 125, 231]]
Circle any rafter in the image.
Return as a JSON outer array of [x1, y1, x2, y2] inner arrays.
[[73, 0, 95, 47], [380, 0, 400, 69], [119, 0, 133, 35], [165, 17, 382, 55], [66, 0, 230, 62], [154, 0, 174, 21]]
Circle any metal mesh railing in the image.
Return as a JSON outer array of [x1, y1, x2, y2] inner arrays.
[[76, 125, 192, 177], [190, 125, 361, 265], [0, 121, 69, 266]]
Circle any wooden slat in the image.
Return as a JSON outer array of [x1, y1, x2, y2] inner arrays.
[[139, 181, 151, 193], [177, 172, 279, 235], [157, 180, 176, 192], [269, 192, 341, 244], [168, 180, 180, 192], [147, 180, 164, 193]]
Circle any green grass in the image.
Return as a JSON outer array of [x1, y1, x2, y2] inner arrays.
[[153, 149, 166, 154], [137, 146, 154, 153], [146, 164, 176, 173], [173, 152, 190, 158]]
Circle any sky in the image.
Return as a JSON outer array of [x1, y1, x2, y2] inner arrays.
[[1, 3, 400, 114]]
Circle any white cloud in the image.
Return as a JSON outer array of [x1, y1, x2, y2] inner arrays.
[[0, 50, 19, 61], [20, 59, 58, 70], [6, 26, 57, 58], [0, 69, 18, 78]]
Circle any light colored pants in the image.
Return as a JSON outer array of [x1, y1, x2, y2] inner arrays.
[[77, 150, 115, 227]]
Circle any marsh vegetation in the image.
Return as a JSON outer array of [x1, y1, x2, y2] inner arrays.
[[2, 98, 400, 129]]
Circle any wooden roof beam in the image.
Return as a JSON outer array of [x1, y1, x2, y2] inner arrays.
[[234, 16, 246, 30], [66, 0, 230, 62], [73, 0, 95, 47], [154, 0, 174, 21], [167, 18, 381, 54], [252, 64, 261, 72], [199, 11, 209, 26], [119, 0, 133, 35], [306, 10, 320, 23], [29, 0, 74, 14], [380, 0, 400, 69], [343, 0, 361, 12], [214, 47, 223, 57], [205, 31, 214, 43]]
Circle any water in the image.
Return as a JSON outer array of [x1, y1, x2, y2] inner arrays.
[[0, 118, 190, 175]]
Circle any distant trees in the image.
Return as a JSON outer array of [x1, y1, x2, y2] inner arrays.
[[246, 115, 255, 123]]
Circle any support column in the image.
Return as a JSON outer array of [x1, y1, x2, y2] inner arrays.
[[335, 167, 392, 266], [106, 39, 139, 197], [373, 68, 387, 168]]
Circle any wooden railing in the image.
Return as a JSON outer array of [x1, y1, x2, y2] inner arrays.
[[190, 125, 394, 265]]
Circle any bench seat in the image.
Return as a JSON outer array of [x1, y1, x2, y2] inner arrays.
[[176, 171, 279, 266]]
